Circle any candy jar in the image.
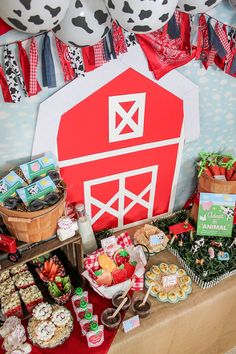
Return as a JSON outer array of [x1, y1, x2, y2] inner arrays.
[[80, 312, 98, 336], [86, 322, 104, 348], [71, 288, 88, 311], [75, 300, 93, 321]]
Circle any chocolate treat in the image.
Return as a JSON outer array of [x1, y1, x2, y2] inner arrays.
[[32, 176, 42, 183], [48, 171, 60, 184], [28, 199, 45, 211], [132, 297, 151, 318], [44, 192, 60, 206], [4, 197, 18, 210], [112, 291, 131, 311], [101, 308, 121, 331]]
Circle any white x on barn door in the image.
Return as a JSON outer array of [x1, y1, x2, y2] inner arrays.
[[84, 165, 158, 230]]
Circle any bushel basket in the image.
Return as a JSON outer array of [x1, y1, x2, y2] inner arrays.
[[0, 193, 66, 243]]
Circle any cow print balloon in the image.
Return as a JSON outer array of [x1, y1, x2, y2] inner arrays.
[[53, 0, 112, 47], [229, 0, 236, 9], [177, 0, 222, 14], [105, 0, 179, 33], [0, 0, 70, 34]]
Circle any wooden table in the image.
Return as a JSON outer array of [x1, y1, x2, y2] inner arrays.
[[0, 234, 83, 274], [109, 225, 236, 354]]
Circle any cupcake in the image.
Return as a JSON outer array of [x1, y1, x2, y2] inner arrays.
[[145, 272, 156, 281], [157, 291, 167, 302], [150, 285, 160, 297], [159, 263, 169, 273], [177, 269, 186, 277], [168, 264, 178, 274], [151, 265, 161, 275], [168, 291, 178, 303], [36, 321, 56, 341]]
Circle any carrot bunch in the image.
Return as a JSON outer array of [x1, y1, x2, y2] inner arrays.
[[37, 255, 65, 282], [197, 152, 236, 181]]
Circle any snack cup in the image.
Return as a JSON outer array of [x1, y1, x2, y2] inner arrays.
[[112, 291, 132, 311], [132, 296, 151, 318], [49, 289, 71, 305], [101, 308, 121, 331]]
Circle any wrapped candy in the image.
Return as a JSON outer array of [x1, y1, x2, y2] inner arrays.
[[3, 324, 26, 352], [0, 316, 21, 338]]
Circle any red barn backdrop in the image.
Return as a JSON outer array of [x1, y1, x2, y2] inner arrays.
[[33, 46, 199, 231]]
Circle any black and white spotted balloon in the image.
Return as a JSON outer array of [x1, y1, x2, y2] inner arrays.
[[53, 0, 112, 47], [229, 0, 236, 9], [105, 0, 179, 33], [0, 0, 70, 34], [177, 0, 222, 14]]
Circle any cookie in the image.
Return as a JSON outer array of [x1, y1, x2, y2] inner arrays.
[[98, 254, 116, 272]]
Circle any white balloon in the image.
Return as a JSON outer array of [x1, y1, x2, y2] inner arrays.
[[0, 0, 70, 34], [177, 0, 222, 14], [53, 0, 112, 47], [105, 0, 179, 34]]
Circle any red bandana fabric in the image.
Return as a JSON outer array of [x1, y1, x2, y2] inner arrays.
[[112, 22, 127, 56], [196, 14, 210, 69], [136, 12, 195, 80], [55, 37, 75, 82], [0, 18, 12, 35], [0, 64, 13, 102]]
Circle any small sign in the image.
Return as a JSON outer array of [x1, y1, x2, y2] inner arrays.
[[122, 315, 140, 333], [162, 274, 177, 288], [101, 236, 119, 255], [149, 233, 164, 246], [197, 193, 236, 237]]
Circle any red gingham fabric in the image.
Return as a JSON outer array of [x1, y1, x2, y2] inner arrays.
[[84, 232, 143, 291], [207, 48, 217, 66], [18, 41, 41, 96], [215, 22, 230, 56], [225, 42, 236, 77], [0, 64, 13, 102], [93, 39, 107, 68], [29, 37, 39, 96]]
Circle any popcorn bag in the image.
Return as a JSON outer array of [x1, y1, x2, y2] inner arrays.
[[82, 233, 147, 299]]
